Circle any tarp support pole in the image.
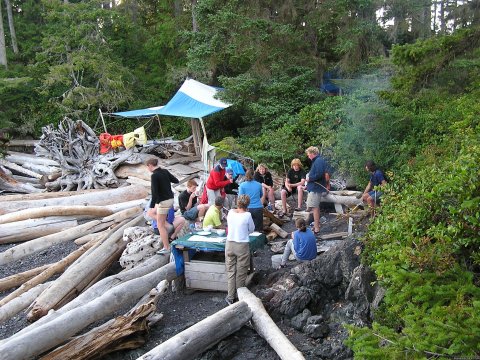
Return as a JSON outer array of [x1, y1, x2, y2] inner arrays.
[[99, 109, 108, 133], [191, 118, 203, 156]]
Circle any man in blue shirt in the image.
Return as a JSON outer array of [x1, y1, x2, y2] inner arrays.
[[305, 146, 330, 235], [362, 160, 387, 209]]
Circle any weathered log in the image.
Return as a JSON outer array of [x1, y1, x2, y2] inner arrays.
[[0, 187, 107, 202], [266, 231, 278, 242], [321, 192, 362, 206], [263, 208, 286, 226], [0, 239, 96, 308], [237, 287, 305, 360], [40, 281, 169, 360], [5, 255, 170, 343], [125, 176, 152, 189], [0, 206, 142, 266], [11, 175, 42, 185], [0, 169, 44, 194], [0, 184, 148, 215], [0, 205, 113, 225], [137, 301, 253, 360], [27, 213, 144, 321], [269, 223, 289, 239], [6, 151, 60, 167], [0, 217, 78, 243], [0, 263, 52, 292], [0, 263, 177, 360], [319, 232, 349, 240], [0, 158, 43, 179], [115, 163, 151, 181], [0, 282, 51, 324]]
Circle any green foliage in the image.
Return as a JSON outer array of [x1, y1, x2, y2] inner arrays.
[[347, 29, 480, 358]]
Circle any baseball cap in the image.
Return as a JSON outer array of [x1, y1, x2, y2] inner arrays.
[[219, 158, 228, 167]]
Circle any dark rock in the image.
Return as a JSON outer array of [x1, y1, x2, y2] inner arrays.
[[291, 309, 312, 330], [303, 323, 329, 339], [306, 315, 324, 325]]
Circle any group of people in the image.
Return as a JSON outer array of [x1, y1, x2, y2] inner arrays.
[[145, 147, 388, 304]]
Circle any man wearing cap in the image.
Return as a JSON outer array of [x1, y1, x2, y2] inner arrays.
[[205, 157, 233, 205]]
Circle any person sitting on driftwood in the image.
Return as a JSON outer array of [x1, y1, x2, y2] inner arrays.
[[225, 194, 255, 305], [178, 179, 209, 223], [204, 157, 233, 205], [280, 218, 317, 268], [146, 157, 179, 254], [202, 196, 226, 229], [146, 204, 186, 242], [362, 160, 387, 210], [254, 163, 276, 211], [280, 158, 306, 215]]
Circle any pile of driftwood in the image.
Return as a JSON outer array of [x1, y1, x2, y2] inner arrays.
[[0, 117, 196, 194]]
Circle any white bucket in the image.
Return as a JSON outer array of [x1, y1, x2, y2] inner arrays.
[[271, 254, 283, 269]]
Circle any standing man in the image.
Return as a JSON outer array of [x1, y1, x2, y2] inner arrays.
[[205, 157, 233, 205], [146, 157, 179, 254], [305, 146, 330, 235]]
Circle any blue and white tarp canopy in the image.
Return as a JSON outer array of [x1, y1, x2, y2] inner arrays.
[[112, 79, 230, 119]]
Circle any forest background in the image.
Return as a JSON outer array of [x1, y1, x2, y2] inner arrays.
[[1, 0, 479, 358]]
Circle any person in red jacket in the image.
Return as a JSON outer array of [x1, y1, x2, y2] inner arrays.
[[205, 157, 233, 205]]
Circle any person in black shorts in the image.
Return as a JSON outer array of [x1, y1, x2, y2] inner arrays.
[[280, 158, 306, 214]]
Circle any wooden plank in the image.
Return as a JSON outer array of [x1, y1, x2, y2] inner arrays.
[[319, 232, 349, 240], [165, 155, 201, 165], [185, 279, 227, 292], [186, 261, 226, 274], [185, 270, 227, 283]]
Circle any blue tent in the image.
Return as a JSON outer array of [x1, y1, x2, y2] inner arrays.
[[112, 79, 230, 119]]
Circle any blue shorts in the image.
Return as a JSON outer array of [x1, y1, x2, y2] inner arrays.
[[368, 191, 383, 204], [182, 205, 199, 221]]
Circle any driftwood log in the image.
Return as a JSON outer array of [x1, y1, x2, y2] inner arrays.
[[0, 282, 51, 324], [0, 205, 113, 225], [40, 281, 169, 360], [0, 168, 44, 194], [0, 184, 148, 215], [0, 263, 52, 292], [237, 287, 305, 360], [5, 255, 171, 343], [0, 206, 142, 266], [27, 213, 144, 321], [0, 217, 78, 244], [0, 263, 177, 360], [0, 239, 97, 308], [137, 301, 253, 360]]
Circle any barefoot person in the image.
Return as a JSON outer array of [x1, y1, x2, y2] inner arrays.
[[225, 194, 255, 305], [146, 157, 179, 254], [305, 146, 330, 235]]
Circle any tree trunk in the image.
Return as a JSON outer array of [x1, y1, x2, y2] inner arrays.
[[27, 214, 144, 321], [3, 0, 17, 54], [237, 287, 305, 360], [0, 158, 43, 179], [0, 205, 113, 225], [0, 263, 177, 360], [137, 301, 252, 360], [40, 281, 169, 360], [6, 151, 60, 167], [0, 263, 52, 292], [0, 2, 7, 68], [0, 217, 78, 243], [0, 184, 148, 215]]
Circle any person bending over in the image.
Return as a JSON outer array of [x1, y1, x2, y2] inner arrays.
[[280, 218, 317, 267], [362, 160, 387, 209]]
